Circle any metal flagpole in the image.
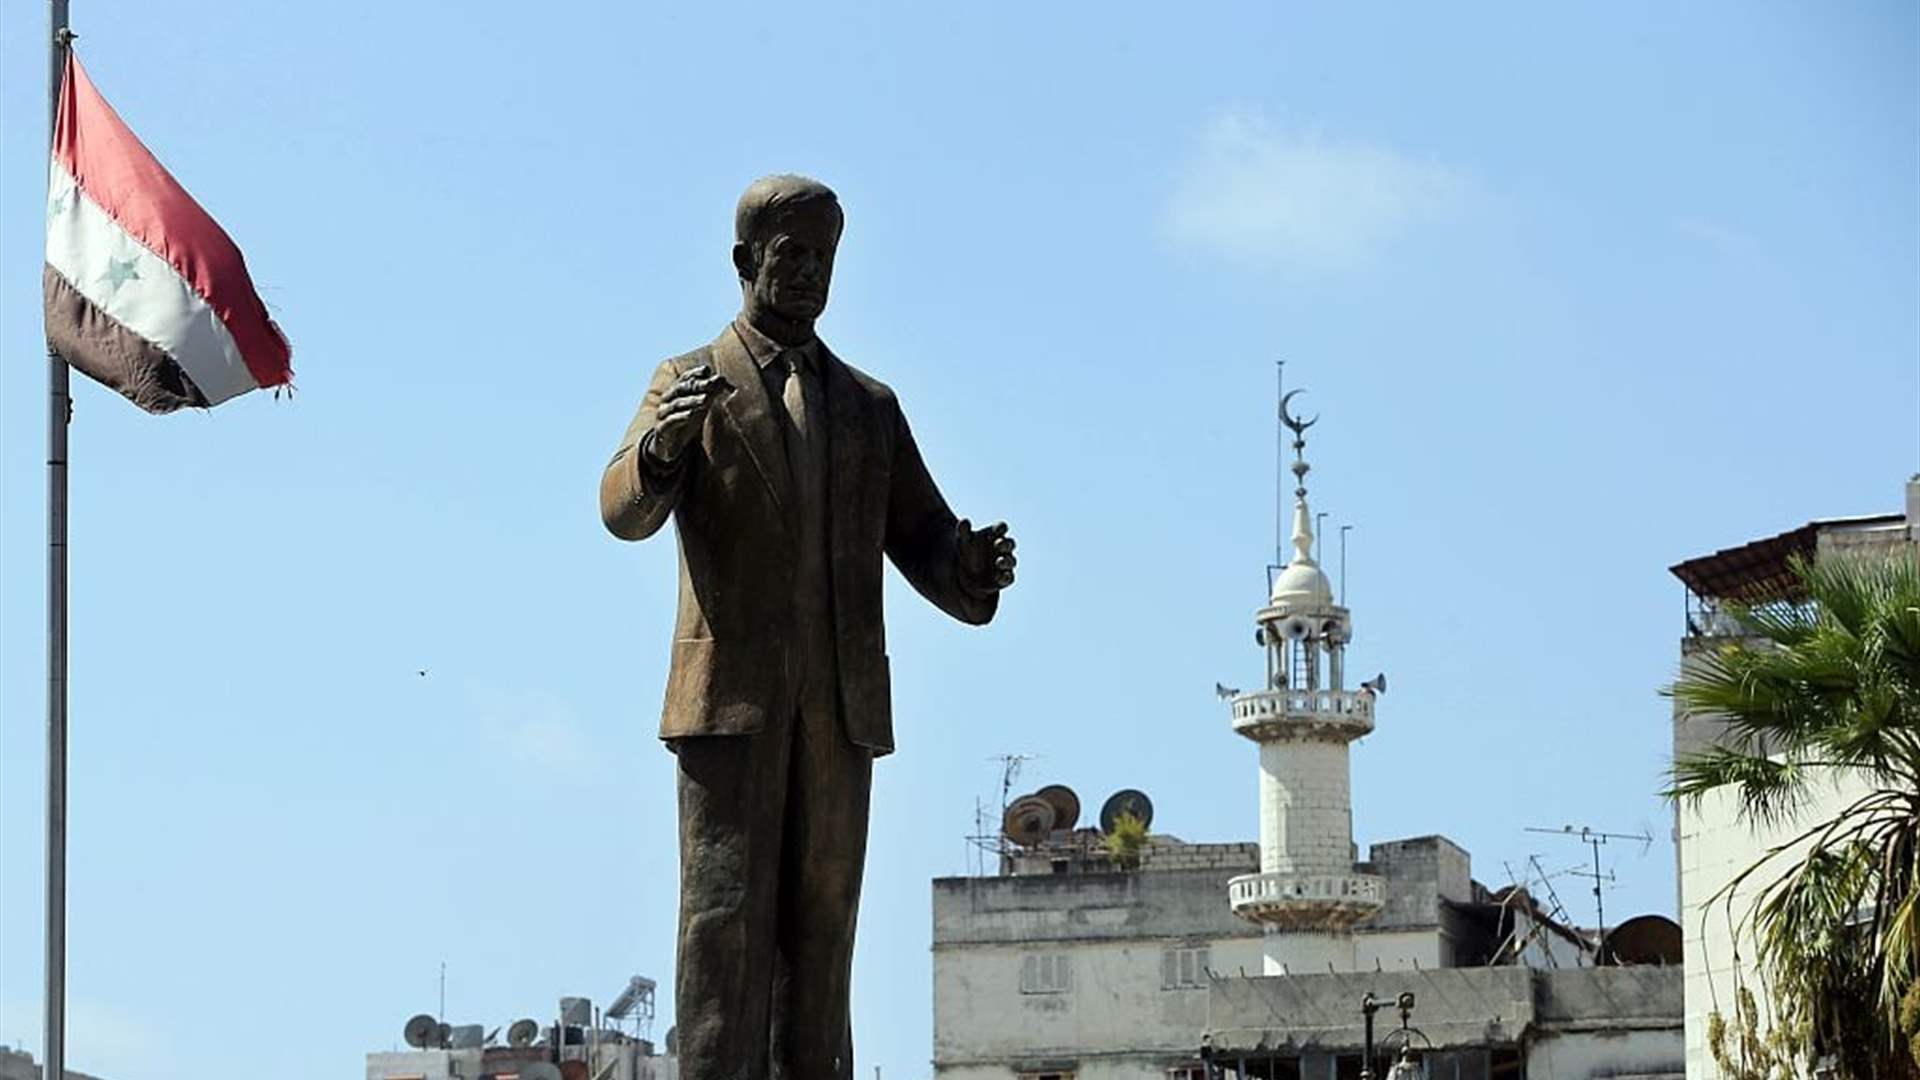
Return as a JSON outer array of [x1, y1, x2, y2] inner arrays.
[[45, 2, 72, 1078]]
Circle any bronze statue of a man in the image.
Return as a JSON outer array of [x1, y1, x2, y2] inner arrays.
[[599, 175, 1015, 1079]]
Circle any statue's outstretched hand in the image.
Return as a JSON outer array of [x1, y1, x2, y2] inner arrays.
[[647, 364, 733, 466], [957, 519, 1017, 594]]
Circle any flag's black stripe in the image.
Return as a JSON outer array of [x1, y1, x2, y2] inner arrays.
[[43, 264, 209, 415]]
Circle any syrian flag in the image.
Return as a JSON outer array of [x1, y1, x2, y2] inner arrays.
[[43, 53, 290, 414]]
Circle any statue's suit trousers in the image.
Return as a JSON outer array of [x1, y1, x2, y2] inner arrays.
[[674, 676, 867, 1080]]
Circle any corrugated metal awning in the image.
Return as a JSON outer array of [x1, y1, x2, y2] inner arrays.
[[1668, 514, 1903, 603]]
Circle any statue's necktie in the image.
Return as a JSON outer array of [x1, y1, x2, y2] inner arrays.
[[781, 351, 817, 463], [780, 349, 832, 692]]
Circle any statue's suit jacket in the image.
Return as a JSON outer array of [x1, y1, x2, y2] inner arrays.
[[600, 324, 996, 755]]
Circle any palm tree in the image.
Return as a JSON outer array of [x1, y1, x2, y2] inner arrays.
[[1667, 550, 1920, 1078]]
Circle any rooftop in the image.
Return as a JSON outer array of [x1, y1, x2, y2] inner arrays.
[[1669, 512, 1905, 604]]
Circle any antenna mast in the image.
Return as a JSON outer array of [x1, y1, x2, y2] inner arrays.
[[1524, 824, 1653, 960], [967, 753, 1035, 876]]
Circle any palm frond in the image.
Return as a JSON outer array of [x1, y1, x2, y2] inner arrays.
[[1668, 746, 1811, 829]]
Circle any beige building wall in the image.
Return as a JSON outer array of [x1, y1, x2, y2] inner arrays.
[[1675, 775, 1869, 1077], [1353, 928, 1446, 972], [933, 936, 1265, 1075], [1672, 481, 1917, 1079]]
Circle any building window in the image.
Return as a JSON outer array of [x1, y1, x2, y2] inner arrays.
[[1162, 945, 1210, 989], [1017, 1073, 1075, 1080], [1020, 952, 1072, 994], [1166, 1065, 1208, 1080]]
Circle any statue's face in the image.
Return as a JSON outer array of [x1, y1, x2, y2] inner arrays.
[[746, 203, 840, 322]]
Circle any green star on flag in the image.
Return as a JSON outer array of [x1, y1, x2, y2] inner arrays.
[[98, 256, 139, 294]]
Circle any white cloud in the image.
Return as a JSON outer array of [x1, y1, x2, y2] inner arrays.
[[1165, 111, 1469, 272]]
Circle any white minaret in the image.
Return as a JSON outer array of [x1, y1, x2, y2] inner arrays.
[[1227, 391, 1382, 975]]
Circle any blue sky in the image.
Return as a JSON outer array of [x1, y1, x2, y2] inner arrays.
[[1, 2, 1914, 1077]]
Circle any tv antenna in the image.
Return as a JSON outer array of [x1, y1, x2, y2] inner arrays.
[[1524, 824, 1653, 958], [1499, 858, 1586, 967], [967, 753, 1036, 875]]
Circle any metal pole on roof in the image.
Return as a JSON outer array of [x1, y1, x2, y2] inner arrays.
[[1275, 361, 1285, 571], [1340, 525, 1353, 607]]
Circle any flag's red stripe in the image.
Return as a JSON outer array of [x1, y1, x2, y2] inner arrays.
[[54, 54, 290, 389]]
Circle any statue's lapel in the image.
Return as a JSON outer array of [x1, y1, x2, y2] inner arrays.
[[710, 324, 793, 521], [821, 344, 872, 542]]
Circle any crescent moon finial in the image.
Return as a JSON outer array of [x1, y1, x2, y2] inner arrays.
[[1280, 389, 1319, 436]]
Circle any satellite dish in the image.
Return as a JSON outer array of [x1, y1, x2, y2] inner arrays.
[[1002, 794, 1057, 847], [1033, 785, 1080, 832], [403, 1014, 440, 1049], [1600, 914, 1682, 966], [508, 1018, 540, 1048], [520, 1065, 563, 1080], [665, 1025, 678, 1055], [1100, 789, 1154, 833]]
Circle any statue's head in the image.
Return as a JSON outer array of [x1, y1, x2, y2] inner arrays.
[[734, 175, 843, 334]]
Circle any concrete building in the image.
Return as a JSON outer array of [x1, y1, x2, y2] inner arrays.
[[933, 398, 1683, 1080], [1203, 966, 1684, 1079], [0, 1045, 107, 1080], [365, 1042, 674, 1080], [364, 978, 676, 1080], [932, 833, 1606, 1080], [1667, 476, 1920, 1078]]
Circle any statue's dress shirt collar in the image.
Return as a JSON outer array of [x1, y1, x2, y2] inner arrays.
[[733, 315, 819, 372]]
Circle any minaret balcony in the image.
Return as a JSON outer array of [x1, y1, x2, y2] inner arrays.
[[1229, 688, 1374, 742], [1227, 870, 1384, 929]]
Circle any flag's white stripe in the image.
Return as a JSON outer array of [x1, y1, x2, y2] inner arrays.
[[44, 159, 258, 405]]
